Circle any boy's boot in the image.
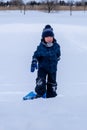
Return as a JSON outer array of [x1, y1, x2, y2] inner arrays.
[[46, 82, 57, 98], [35, 78, 46, 97]]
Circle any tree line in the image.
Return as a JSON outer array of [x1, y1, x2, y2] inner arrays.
[[0, 0, 87, 13], [0, 0, 87, 6]]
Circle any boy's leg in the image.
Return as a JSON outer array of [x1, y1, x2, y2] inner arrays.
[[35, 68, 47, 96], [46, 72, 57, 98]]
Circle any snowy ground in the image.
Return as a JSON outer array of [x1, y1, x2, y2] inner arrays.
[[0, 10, 87, 130]]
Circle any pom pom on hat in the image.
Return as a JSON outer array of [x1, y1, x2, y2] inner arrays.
[[44, 24, 53, 31]]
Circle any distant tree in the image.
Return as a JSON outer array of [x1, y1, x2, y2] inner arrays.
[[81, 0, 86, 12], [43, 0, 59, 13], [29, 1, 37, 6], [75, 1, 82, 6], [59, 0, 66, 6], [67, 0, 73, 16], [10, 0, 24, 6]]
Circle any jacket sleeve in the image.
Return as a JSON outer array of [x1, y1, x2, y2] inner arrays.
[[32, 45, 41, 61], [56, 44, 61, 61]]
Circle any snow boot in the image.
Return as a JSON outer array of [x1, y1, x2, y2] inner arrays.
[[35, 78, 46, 97], [46, 82, 57, 98]]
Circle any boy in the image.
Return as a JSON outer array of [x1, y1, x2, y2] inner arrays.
[[31, 25, 61, 98]]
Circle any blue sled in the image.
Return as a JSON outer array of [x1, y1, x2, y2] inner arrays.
[[23, 91, 46, 100]]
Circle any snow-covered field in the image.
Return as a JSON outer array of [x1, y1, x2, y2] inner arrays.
[[0, 10, 87, 130]]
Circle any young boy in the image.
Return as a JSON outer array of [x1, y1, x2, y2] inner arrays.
[[31, 25, 61, 98]]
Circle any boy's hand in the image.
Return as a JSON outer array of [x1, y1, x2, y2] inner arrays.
[[31, 59, 37, 72]]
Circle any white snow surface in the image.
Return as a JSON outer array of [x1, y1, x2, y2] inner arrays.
[[0, 10, 87, 130]]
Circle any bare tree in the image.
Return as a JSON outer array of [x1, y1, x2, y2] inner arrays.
[[44, 0, 59, 13], [68, 0, 73, 16], [10, 0, 24, 6], [81, 0, 86, 12]]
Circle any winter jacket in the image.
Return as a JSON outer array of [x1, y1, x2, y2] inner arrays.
[[32, 39, 61, 73]]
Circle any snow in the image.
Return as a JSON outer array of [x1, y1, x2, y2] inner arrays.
[[0, 10, 87, 130]]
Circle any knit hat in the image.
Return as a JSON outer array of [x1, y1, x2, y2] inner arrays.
[[42, 25, 54, 38], [42, 29, 54, 38]]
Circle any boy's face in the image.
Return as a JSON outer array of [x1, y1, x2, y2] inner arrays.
[[44, 36, 53, 43]]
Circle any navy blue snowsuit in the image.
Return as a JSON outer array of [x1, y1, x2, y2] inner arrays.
[[32, 38, 61, 98]]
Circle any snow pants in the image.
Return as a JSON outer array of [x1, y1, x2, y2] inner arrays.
[[35, 68, 57, 98]]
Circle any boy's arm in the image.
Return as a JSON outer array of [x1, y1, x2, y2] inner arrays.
[[32, 45, 40, 61], [57, 45, 61, 61], [31, 46, 40, 72]]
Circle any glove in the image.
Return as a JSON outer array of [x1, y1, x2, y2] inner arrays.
[[31, 59, 37, 72]]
